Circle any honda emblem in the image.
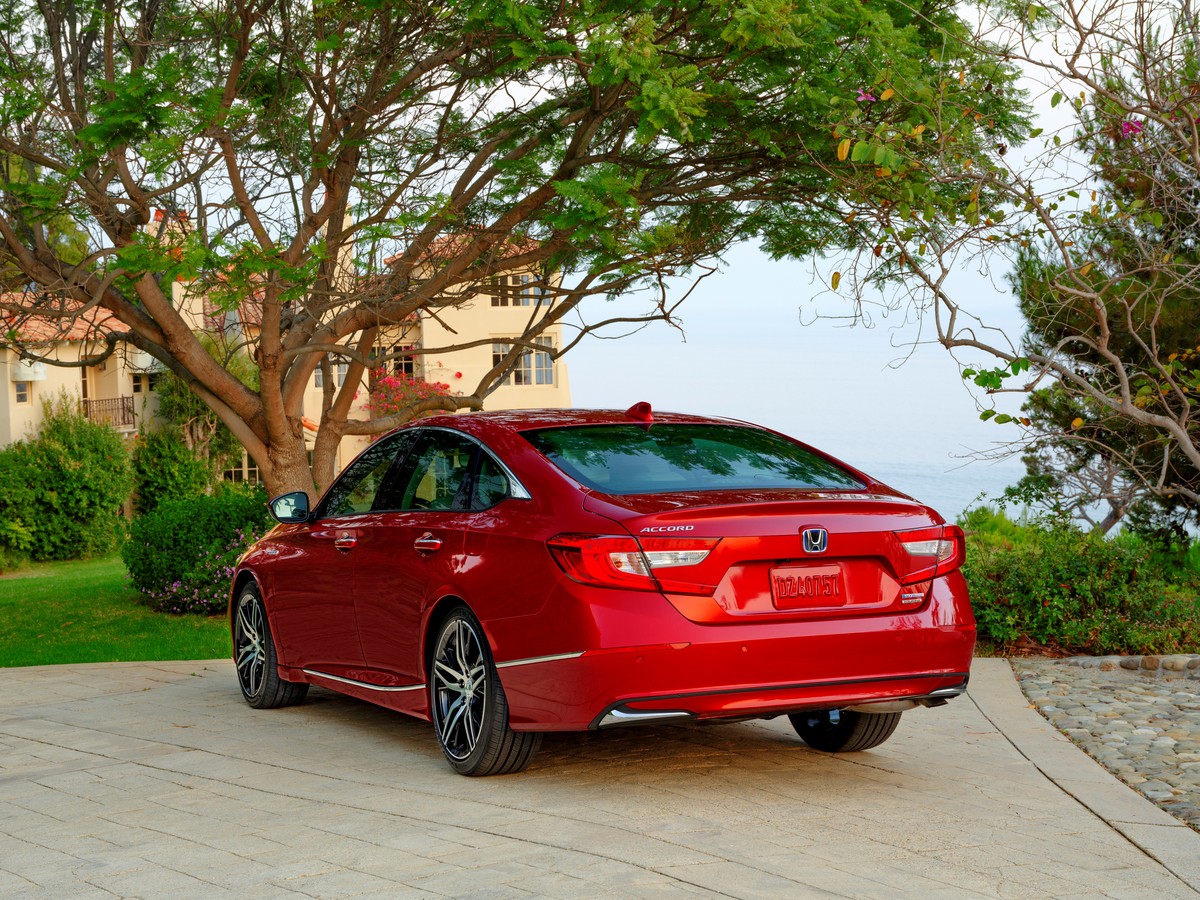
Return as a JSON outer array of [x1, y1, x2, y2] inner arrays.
[[802, 527, 828, 554]]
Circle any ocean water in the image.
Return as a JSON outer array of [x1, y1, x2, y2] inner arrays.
[[853, 458, 1026, 523]]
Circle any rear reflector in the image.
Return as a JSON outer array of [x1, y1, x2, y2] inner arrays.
[[896, 524, 965, 584], [547, 534, 718, 591]]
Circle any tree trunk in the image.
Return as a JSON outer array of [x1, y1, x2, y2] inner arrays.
[[1093, 504, 1127, 536], [262, 429, 317, 502]]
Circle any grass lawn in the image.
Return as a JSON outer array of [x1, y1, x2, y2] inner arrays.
[[0, 556, 230, 668]]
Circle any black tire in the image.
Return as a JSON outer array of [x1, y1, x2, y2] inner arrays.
[[789, 708, 901, 752], [232, 583, 308, 710], [429, 606, 541, 776]]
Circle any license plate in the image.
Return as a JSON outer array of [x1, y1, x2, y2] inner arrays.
[[770, 565, 845, 610]]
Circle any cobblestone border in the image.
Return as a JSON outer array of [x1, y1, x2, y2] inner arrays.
[[1054, 654, 1200, 677], [1015, 657, 1200, 832]]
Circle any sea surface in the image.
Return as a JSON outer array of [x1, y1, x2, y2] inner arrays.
[[852, 458, 1026, 523]]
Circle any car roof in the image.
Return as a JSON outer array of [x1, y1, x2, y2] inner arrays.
[[418, 407, 753, 434]]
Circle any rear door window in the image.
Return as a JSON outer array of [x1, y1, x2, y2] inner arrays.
[[523, 424, 864, 494], [392, 430, 479, 511]]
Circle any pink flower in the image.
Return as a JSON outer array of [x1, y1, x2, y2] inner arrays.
[[856, 88, 877, 103], [1121, 120, 1143, 137]]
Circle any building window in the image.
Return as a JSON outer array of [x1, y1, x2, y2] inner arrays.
[[14, 381, 30, 404], [80, 367, 89, 400], [131, 373, 161, 393], [391, 344, 416, 377], [492, 337, 554, 386], [490, 273, 546, 307], [314, 361, 349, 388], [223, 452, 261, 485], [533, 336, 554, 384]]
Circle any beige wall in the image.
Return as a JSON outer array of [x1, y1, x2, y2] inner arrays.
[[1, 268, 573, 475], [0, 343, 161, 448], [307, 277, 572, 475], [418, 292, 571, 412]]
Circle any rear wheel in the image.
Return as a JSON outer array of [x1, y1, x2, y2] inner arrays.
[[789, 708, 901, 752], [233, 584, 308, 709], [429, 607, 541, 776]]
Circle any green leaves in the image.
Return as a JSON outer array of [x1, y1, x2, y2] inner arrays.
[[77, 57, 184, 161], [962, 357, 1031, 391]]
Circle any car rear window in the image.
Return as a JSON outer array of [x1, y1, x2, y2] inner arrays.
[[523, 424, 865, 494]]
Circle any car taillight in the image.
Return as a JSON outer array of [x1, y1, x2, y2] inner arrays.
[[896, 524, 965, 584], [547, 534, 718, 591]]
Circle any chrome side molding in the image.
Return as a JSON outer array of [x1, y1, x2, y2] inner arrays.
[[597, 707, 694, 728], [302, 669, 426, 693]]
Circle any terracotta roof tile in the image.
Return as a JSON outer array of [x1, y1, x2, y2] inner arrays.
[[0, 295, 119, 343], [383, 232, 540, 267]]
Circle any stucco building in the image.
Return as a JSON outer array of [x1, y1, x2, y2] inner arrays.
[[1, 236, 570, 480]]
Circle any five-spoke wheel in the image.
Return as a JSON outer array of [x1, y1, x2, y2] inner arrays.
[[430, 607, 540, 775], [233, 584, 307, 709], [789, 708, 901, 752]]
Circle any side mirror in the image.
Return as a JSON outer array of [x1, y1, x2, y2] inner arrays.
[[269, 491, 311, 524]]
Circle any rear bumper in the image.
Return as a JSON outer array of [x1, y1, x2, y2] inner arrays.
[[593, 675, 970, 728], [495, 573, 975, 731]]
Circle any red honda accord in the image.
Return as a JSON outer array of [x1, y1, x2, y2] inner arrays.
[[231, 404, 974, 775]]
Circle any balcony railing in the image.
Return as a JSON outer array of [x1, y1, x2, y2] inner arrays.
[[82, 396, 135, 429]]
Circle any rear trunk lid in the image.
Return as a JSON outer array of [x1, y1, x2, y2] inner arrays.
[[584, 489, 950, 623]]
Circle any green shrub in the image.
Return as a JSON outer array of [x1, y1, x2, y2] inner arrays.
[[0, 394, 132, 562], [140, 526, 268, 615], [958, 505, 1035, 553], [131, 428, 212, 514], [123, 485, 272, 614], [963, 517, 1200, 655]]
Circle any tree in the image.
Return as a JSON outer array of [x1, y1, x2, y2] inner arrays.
[[155, 333, 257, 478], [0, 157, 89, 288], [816, 0, 1200, 522], [1001, 384, 1149, 534], [0, 0, 1024, 497]]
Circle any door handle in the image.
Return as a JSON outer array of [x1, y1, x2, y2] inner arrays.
[[334, 533, 357, 551], [414, 532, 442, 553]]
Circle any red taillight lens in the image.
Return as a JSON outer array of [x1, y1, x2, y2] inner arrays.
[[896, 524, 965, 584], [547, 534, 718, 591]]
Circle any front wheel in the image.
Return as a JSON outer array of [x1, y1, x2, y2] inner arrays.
[[789, 709, 901, 752], [429, 607, 540, 776], [232, 583, 308, 709]]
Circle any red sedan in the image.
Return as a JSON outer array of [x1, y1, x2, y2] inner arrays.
[[231, 404, 974, 775]]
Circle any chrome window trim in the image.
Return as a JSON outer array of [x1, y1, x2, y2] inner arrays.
[[303, 669, 426, 693], [419, 425, 532, 501], [494, 651, 584, 670]]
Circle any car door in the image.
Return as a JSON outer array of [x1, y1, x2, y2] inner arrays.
[[266, 432, 414, 674], [352, 428, 482, 681]]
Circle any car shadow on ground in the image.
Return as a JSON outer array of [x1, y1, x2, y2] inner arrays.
[[286, 685, 857, 785]]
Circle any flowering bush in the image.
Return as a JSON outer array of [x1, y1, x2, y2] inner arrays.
[[141, 524, 266, 615], [124, 485, 271, 614], [368, 370, 454, 421]]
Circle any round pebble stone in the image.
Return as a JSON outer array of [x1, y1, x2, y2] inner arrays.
[[1016, 658, 1200, 831]]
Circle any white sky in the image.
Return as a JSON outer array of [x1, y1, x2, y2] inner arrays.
[[567, 241, 1029, 475], [566, 41, 1092, 494]]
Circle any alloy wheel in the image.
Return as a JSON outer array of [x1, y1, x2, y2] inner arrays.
[[431, 616, 489, 760], [234, 592, 267, 700]]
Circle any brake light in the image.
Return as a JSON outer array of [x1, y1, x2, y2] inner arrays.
[[547, 534, 717, 591], [896, 524, 965, 584]]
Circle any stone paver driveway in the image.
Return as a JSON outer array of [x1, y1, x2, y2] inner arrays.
[[1, 658, 1198, 898]]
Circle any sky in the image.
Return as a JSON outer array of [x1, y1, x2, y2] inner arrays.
[[563, 242, 1030, 516], [561, 44, 1092, 520]]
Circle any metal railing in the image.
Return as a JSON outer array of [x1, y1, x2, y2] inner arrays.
[[82, 396, 135, 428]]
